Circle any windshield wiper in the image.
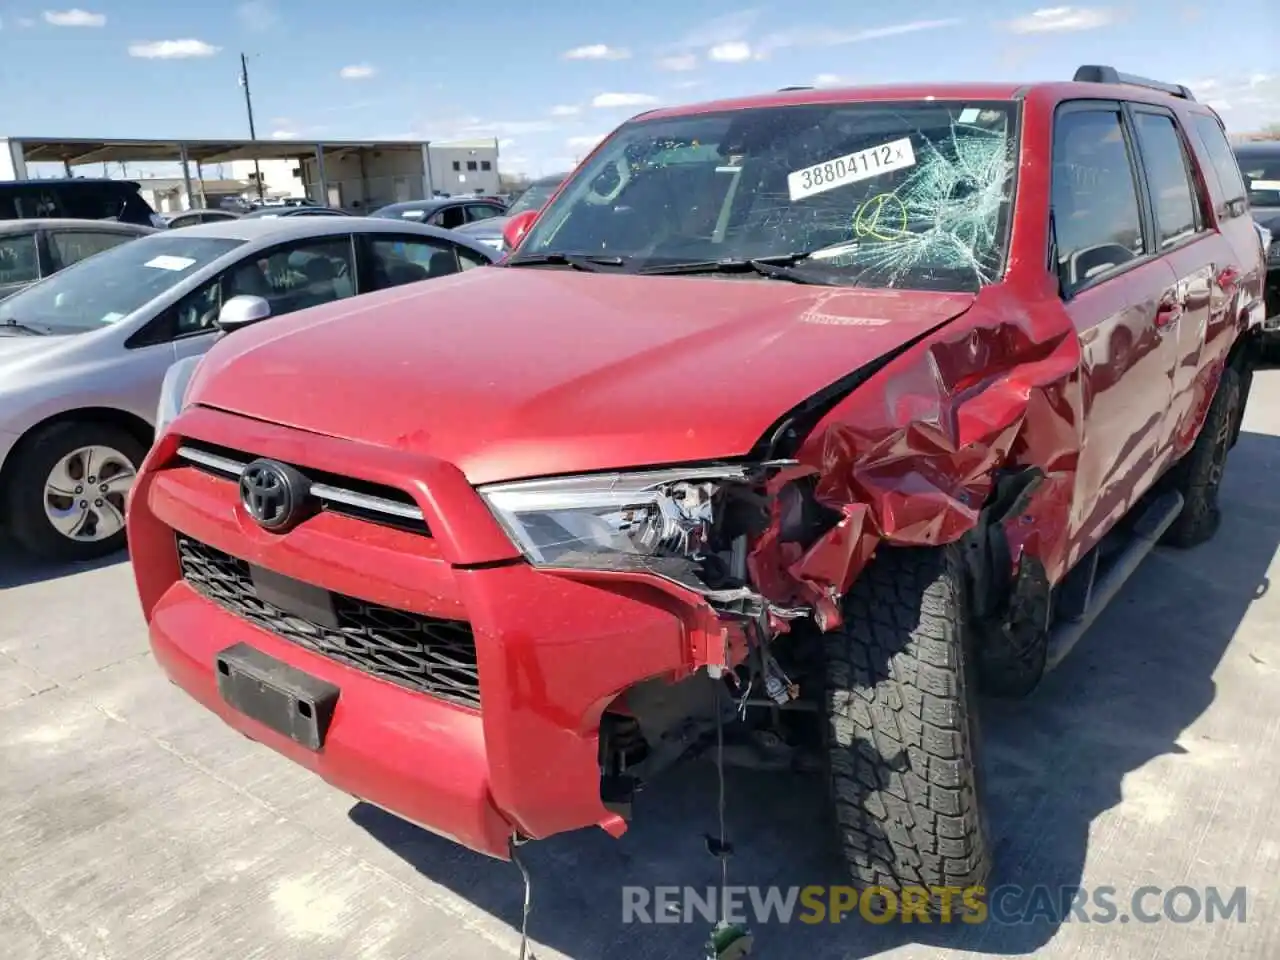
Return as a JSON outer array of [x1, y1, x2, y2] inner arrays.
[[505, 252, 628, 273], [0, 318, 47, 336], [637, 254, 841, 285]]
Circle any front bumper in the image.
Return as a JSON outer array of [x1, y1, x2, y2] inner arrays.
[[1263, 266, 1280, 332], [128, 406, 707, 859]]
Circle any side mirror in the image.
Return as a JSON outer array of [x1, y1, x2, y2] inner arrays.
[[502, 210, 539, 253], [216, 295, 271, 335]]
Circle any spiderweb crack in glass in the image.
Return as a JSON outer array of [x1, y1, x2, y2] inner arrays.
[[837, 124, 1015, 284]]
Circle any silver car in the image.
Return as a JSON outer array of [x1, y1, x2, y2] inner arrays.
[[0, 217, 497, 561]]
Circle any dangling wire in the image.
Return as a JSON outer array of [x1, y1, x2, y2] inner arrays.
[[715, 692, 730, 920], [509, 834, 536, 960]]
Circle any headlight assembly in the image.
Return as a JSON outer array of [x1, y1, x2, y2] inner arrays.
[[479, 465, 751, 568], [479, 463, 814, 619], [154, 355, 203, 435]]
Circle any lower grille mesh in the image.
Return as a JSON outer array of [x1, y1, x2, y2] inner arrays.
[[177, 535, 481, 709]]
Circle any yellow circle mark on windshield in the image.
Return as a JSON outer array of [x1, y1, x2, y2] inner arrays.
[[854, 193, 908, 241]]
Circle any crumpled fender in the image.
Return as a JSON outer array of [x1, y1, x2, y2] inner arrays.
[[748, 283, 1084, 629]]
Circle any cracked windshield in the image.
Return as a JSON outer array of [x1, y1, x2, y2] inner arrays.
[[519, 101, 1016, 290]]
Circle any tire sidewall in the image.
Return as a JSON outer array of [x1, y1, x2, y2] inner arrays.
[[5, 422, 147, 562]]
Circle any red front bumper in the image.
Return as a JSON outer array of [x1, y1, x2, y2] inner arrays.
[[129, 406, 708, 859]]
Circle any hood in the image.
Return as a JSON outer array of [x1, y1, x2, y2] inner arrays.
[[455, 216, 508, 238], [0, 333, 79, 369], [1252, 207, 1280, 233], [190, 269, 975, 484]]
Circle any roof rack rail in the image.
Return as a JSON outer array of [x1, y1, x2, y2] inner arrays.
[[1073, 65, 1196, 101], [777, 85, 814, 91]]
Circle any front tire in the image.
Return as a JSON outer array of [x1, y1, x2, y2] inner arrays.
[[4, 421, 145, 563], [823, 544, 991, 898]]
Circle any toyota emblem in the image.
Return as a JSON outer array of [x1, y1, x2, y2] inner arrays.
[[239, 459, 310, 532]]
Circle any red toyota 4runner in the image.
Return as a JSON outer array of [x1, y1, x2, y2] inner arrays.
[[127, 67, 1267, 903]]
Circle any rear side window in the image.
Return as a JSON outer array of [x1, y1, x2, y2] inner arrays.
[[431, 205, 468, 230], [1131, 111, 1200, 249], [1192, 116, 1249, 209], [465, 203, 502, 222], [0, 233, 40, 284], [48, 230, 137, 270], [13, 186, 62, 218], [60, 188, 123, 220], [1235, 153, 1280, 209], [1051, 107, 1147, 293]]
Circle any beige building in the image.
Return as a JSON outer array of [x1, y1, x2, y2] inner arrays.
[[0, 136, 502, 212]]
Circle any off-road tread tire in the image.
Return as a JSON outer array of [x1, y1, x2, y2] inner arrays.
[[1161, 367, 1241, 549], [823, 544, 991, 897], [4, 421, 145, 563]]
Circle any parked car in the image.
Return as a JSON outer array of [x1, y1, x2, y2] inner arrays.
[[163, 209, 242, 229], [240, 205, 351, 220], [454, 172, 568, 251], [0, 217, 497, 561], [370, 197, 507, 231], [0, 178, 165, 227], [0, 218, 156, 300], [1234, 141, 1280, 326], [125, 67, 1265, 932]]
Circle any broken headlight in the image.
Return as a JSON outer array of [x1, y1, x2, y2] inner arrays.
[[478, 466, 751, 569]]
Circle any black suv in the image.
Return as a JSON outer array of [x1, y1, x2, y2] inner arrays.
[[0, 178, 164, 227]]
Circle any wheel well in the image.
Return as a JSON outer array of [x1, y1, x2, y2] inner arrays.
[[0, 408, 153, 505]]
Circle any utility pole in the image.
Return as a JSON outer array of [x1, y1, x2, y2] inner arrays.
[[239, 52, 265, 200]]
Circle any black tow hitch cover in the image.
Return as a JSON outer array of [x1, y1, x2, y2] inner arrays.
[[215, 643, 339, 751]]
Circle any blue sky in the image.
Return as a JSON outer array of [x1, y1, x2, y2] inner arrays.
[[0, 1, 1276, 178]]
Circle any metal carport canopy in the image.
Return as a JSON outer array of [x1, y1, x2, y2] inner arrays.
[[14, 137, 426, 165]]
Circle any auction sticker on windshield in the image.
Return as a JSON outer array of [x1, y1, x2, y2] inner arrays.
[[144, 255, 196, 271], [788, 137, 916, 202]]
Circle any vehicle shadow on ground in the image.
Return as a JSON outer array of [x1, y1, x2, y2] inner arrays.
[[0, 546, 126, 590], [354, 429, 1279, 960]]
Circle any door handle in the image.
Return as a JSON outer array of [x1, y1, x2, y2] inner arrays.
[[1155, 295, 1183, 328]]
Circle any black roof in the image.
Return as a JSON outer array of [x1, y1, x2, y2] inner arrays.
[[0, 177, 142, 191]]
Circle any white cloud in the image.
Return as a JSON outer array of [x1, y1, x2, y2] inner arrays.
[[567, 134, 608, 150], [271, 129, 299, 139], [128, 38, 220, 59], [657, 53, 698, 71], [1185, 73, 1280, 134], [672, 79, 701, 90], [759, 18, 962, 55], [709, 41, 753, 63], [43, 8, 106, 27], [591, 92, 659, 108], [550, 104, 581, 116], [339, 64, 376, 80], [671, 10, 760, 49], [813, 73, 848, 88], [1005, 6, 1113, 33], [236, 0, 278, 32], [562, 43, 630, 61]]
